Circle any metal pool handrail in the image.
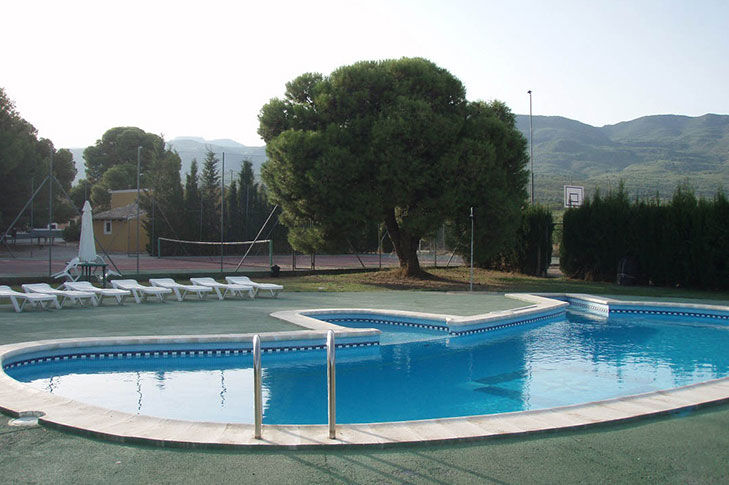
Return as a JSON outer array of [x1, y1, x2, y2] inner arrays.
[[251, 331, 337, 440], [327, 329, 336, 439], [253, 334, 262, 439]]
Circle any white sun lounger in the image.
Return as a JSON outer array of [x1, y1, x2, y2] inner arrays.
[[149, 278, 213, 302], [0, 285, 61, 312], [51, 257, 81, 282], [64, 281, 131, 305], [190, 277, 255, 300], [225, 276, 284, 298], [110, 279, 172, 304], [22, 283, 98, 308]]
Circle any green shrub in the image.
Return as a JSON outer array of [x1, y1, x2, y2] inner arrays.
[[62, 219, 80, 242], [513, 205, 553, 276], [561, 183, 729, 289]]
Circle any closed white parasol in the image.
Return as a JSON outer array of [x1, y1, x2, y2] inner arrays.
[[78, 200, 98, 263]]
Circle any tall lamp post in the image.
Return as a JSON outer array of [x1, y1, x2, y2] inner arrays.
[[528, 90, 534, 204], [136, 146, 141, 275]]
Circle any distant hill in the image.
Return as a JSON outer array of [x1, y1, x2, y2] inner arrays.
[[515, 113, 729, 207], [166, 137, 267, 180], [69, 114, 729, 207], [69, 138, 267, 183]]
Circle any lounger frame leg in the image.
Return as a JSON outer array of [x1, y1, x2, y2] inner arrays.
[[10, 296, 23, 313]]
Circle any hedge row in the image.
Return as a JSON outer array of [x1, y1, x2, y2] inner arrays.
[[561, 185, 729, 289], [512, 205, 553, 276], [478, 205, 553, 277]]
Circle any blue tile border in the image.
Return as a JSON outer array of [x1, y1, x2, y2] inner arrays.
[[2, 341, 379, 371], [449, 310, 565, 336], [303, 295, 569, 339], [610, 308, 729, 320], [318, 316, 448, 332]]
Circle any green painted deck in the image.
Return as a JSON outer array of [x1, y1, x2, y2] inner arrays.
[[1, 291, 728, 483]]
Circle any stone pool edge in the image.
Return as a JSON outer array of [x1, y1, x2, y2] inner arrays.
[[1, 292, 728, 449]]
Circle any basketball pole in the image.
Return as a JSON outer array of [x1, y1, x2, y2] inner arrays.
[[528, 90, 534, 205]]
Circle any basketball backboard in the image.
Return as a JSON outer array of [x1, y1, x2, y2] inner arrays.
[[564, 185, 585, 208]]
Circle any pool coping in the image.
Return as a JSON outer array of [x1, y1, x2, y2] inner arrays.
[[1, 293, 729, 449]]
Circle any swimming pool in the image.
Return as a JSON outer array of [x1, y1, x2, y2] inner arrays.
[[2, 293, 729, 447], [6, 308, 729, 425]]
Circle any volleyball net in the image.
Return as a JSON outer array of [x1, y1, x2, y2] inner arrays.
[[156, 237, 274, 268]]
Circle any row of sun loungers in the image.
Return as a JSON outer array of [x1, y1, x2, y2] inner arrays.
[[0, 277, 283, 312], [0, 285, 62, 312]]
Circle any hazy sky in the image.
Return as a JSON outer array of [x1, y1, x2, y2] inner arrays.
[[3, 0, 728, 149]]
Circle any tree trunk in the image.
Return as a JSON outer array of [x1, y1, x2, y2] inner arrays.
[[384, 209, 424, 277]]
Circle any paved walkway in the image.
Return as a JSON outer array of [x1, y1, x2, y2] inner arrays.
[[3, 404, 728, 484]]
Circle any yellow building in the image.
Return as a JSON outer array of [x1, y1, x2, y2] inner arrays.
[[93, 190, 149, 254]]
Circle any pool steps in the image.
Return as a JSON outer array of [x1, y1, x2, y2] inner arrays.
[[543, 293, 729, 320]]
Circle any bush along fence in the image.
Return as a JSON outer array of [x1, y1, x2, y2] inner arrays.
[[512, 205, 553, 276], [560, 184, 729, 289], [473, 204, 553, 277]]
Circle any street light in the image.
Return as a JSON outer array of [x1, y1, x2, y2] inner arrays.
[[136, 146, 141, 275], [528, 90, 534, 204]]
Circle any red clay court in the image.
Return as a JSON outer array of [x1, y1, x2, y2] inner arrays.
[[0, 240, 458, 281]]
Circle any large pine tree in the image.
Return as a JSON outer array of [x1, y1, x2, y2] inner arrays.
[[259, 58, 528, 276]]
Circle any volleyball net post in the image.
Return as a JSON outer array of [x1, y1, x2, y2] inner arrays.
[[234, 205, 278, 272]]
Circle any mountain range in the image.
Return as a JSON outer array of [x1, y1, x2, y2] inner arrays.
[[70, 113, 729, 207], [166, 137, 267, 181], [514, 113, 729, 206]]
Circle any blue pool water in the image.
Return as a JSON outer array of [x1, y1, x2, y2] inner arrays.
[[7, 311, 729, 424]]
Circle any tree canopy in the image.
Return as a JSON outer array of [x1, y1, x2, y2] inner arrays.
[[82, 127, 180, 210], [259, 58, 528, 275], [0, 87, 76, 230], [83, 127, 164, 184]]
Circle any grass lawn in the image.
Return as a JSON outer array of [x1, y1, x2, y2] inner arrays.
[[1, 268, 728, 484], [276, 266, 729, 303]]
